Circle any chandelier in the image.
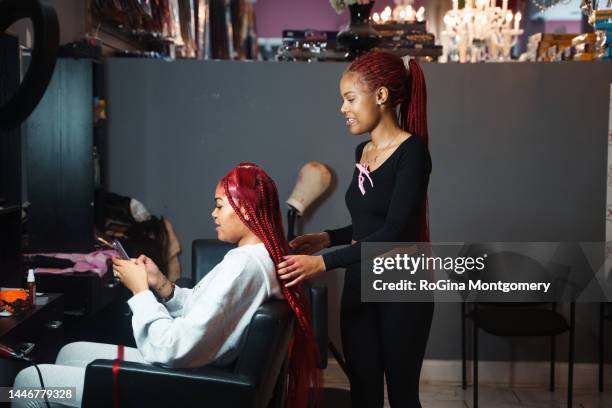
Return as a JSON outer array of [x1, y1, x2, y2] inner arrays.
[[440, 0, 524, 62]]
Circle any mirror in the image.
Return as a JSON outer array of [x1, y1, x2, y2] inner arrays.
[[0, 0, 59, 131]]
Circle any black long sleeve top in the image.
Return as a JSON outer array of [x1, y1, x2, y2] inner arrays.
[[321, 135, 431, 270]]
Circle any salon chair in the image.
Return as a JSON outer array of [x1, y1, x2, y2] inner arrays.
[[458, 248, 575, 408], [181, 239, 328, 369], [81, 239, 295, 407]]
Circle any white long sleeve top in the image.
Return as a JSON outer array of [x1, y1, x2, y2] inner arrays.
[[127, 242, 284, 368]]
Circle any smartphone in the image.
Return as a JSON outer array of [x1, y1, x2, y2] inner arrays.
[[112, 239, 130, 260]]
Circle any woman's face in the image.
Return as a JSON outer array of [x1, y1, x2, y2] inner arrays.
[[340, 71, 381, 135], [211, 183, 250, 243]]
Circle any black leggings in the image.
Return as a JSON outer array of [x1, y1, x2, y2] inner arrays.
[[340, 267, 434, 408]]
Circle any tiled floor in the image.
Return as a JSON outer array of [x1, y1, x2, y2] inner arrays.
[[322, 360, 612, 407]]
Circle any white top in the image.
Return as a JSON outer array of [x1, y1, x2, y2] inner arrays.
[[127, 243, 284, 368]]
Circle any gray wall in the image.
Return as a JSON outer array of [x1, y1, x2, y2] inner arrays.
[[105, 59, 612, 363]]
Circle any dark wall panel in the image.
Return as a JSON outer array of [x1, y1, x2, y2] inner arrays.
[[25, 59, 94, 252], [0, 34, 21, 208], [0, 34, 23, 288], [105, 59, 612, 362]]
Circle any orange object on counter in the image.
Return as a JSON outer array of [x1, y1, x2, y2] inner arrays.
[[0, 289, 28, 313]]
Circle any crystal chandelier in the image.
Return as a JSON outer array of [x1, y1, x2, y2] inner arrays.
[[440, 0, 524, 62]]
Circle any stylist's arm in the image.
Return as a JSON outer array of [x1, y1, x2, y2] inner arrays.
[[112, 258, 149, 295]]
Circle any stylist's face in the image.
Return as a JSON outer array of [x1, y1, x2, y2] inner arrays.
[[340, 72, 380, 135], [211, 184, 249, 243]]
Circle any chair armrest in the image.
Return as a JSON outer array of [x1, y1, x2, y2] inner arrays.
[[83, 359, 257, 407], [309, 285, 328, 369], [175, 277, 194, 289]]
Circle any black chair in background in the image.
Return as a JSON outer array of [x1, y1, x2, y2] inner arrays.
[[184, 238, 329, 370], [599, 302, 612, 392], [459, 250, 575, 408]]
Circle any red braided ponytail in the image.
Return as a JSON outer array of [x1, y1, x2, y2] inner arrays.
[[345, 51, 430, 242], [221, 163, 320, 408]]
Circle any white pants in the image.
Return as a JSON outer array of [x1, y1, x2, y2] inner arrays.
[[11, 342, 147, 408]]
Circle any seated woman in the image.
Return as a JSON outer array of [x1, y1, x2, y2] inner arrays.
[[12, 163, 319, 408]]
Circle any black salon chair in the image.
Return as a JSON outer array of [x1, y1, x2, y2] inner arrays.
[[82, 299, 293, 408], [459, 249, 575, 408], [81, 239, 295, 408], [182, 239, 328, 369]]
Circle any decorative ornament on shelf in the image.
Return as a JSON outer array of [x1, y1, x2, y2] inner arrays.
[[330, 0, 367, 13], [592, 8, 612, 60], [332, 0, 382, 59], [580, 0, 612, 25], [367, 1, 442, 60], [581, 0, 595, 22], [531, 0, 573, 14]]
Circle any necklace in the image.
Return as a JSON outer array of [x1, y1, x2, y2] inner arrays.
[[365, 135, 398, 167]]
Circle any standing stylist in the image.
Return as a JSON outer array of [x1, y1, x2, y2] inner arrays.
[[277, 51, 434, 407]]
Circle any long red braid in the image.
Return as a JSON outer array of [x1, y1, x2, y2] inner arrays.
[[221, 163, 320, 408], [346, 51, 430, 243]]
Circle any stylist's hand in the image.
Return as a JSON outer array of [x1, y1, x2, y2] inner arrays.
[[289, 232, 331, 255], [112, 258, 149, 295], [277, 255, 325, 287], [135, 254, 163, 289]]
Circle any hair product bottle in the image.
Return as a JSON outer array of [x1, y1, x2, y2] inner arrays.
[[27, 269, 36, 307]]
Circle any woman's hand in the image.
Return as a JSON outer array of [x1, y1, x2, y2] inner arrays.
[[289, 232, 331, 255], [135, 254, 163, 289], [277, 255, 326, 287], [112, 258, 149, 295]]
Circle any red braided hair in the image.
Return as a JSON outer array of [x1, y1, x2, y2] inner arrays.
[[345, 51, 430, 243], [220, 163, 320, 408]]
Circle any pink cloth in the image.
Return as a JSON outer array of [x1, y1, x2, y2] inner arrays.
[[33, 249, 120, 278], [355, 163, 374, 195]]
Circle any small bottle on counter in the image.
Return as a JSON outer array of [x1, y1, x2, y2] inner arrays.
[[27, 269, 36, 307]]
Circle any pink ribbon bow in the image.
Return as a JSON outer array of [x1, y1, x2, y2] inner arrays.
[[355, 163, 374, 195]]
